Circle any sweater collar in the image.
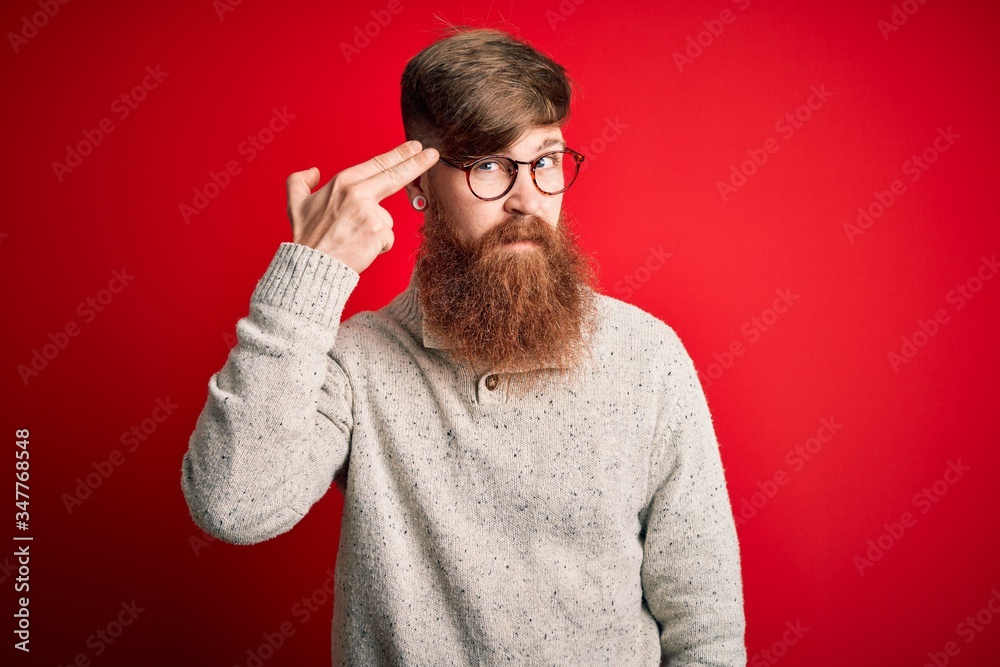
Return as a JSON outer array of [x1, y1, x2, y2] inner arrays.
[[391, 266, 452, 351]]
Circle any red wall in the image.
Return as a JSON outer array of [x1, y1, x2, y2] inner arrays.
[[4, 1, 999, 665]]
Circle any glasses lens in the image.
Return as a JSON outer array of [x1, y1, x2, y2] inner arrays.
[[468, 157, 516, 199], [535, 151, 579, 195]]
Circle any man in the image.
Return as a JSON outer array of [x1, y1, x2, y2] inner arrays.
[[181, 26, 746, 666]]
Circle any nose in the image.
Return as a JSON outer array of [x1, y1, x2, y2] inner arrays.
[[502, 164, 545, 217]]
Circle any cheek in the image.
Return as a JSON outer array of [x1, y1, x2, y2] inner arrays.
[[434, 202, 482, 246], [434, 178, 476, 217], [461, 213, 493, 245], [543, 199, 563, 225]]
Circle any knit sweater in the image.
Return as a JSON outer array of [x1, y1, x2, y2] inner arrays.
[[180, 242, 746, 666]]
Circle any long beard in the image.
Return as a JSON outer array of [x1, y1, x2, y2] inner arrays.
[[413, 196, 600, 397]]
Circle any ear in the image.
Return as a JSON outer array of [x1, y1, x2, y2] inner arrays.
[[404, 174, 426, 205]]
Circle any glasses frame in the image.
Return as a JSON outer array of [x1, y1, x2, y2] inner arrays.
[[438, 148, 586, 201]]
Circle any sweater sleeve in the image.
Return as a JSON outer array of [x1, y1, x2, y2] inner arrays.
[[640, 328, 746, 666], [180, 242, 360, 545]]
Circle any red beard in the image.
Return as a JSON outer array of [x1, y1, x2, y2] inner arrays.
[[414, 196, 600, 397]]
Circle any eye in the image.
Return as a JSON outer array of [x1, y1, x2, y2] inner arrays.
[[535, 153, 561, 169], [475, 160, 503, 172]]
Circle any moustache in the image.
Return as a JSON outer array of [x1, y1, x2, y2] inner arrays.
[[476, 214, 554, 250]]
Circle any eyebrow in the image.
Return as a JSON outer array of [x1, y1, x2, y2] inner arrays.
[[456, 136, 567, 163], [534, 136, 566, 152]]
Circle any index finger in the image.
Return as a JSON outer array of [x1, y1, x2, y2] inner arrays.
[[338, 140, 424, 185], [362, 146, 440, 201]]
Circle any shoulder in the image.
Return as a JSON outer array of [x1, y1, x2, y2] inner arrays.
[[335, 309, 389, 351], [331, 296, 418, 366], [593, 291, 687, 359], [592, 292, 704, 401]]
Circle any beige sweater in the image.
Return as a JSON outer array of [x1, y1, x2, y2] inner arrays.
[[180, 242, 746, 666]]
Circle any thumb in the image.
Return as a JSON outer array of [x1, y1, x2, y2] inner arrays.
[[286, 167, 320, 209]]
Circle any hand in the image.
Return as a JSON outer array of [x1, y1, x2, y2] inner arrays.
[[285, 140, 438, 274]]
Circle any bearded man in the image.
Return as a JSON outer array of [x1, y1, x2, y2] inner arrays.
[[181, 26, 746, 667]]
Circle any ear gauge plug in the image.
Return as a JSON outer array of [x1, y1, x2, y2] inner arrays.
[[412, 195, 428, 211]]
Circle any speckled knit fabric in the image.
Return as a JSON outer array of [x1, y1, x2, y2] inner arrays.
[[181, 242, 746, 666]]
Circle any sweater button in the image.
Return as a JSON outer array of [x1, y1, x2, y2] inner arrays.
[[485, 374, 499, 390]]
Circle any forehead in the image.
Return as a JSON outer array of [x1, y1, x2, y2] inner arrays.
[[503, 125, 565, 157]]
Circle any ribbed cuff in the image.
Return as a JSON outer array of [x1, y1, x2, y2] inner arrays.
[[250, 242, 360, 329]]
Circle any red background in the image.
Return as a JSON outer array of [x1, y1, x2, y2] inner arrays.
[[4, 1, 999, 665]]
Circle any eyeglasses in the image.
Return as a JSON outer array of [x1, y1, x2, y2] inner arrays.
[[438, 148, 586, 201]]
